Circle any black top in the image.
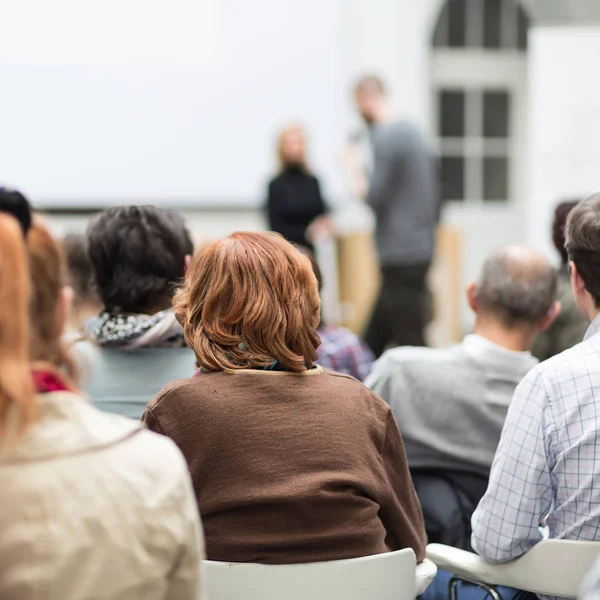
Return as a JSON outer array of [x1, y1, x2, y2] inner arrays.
[[266, 166, 327, 249]]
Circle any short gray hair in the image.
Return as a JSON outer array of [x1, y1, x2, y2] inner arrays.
[[476, 246, 558, 327]]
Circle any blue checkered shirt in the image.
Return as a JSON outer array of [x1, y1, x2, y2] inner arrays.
[[472, 314, 600, 567]]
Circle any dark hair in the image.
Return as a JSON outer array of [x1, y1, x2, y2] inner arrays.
[[86, 206, 193, 314], [476, 246, 558, 327], [62, 234, 98, 305], [566, 193, 600, 306], [295, 246, 323, 291], [0, 187, 32, 236], [552, 201, 579, 264], [354, 74, 387, 96]]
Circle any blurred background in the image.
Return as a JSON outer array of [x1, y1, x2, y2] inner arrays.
[[3, 0, 600, 343]]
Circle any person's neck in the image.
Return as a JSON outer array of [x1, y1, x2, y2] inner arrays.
[[473, 319, 534, 353], [373, 101, 396, 125]]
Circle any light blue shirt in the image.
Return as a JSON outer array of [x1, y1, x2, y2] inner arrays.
[[472, 314, 600, 568]]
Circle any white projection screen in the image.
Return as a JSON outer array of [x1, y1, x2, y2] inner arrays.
[[0, 0, 339, 208]]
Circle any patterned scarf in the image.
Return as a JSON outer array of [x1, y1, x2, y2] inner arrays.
[[85, 310, 186, 350]]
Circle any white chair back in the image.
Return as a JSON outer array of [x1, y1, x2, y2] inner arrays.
[[428, 540, 600, 598], [205, 548, 424, 600]]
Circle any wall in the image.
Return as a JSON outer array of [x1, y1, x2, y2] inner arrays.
[[527, 26, 600, 261]]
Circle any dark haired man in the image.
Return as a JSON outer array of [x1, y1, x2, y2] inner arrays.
[[85, 205, 195, 419], [353, 75, 439, 356], [424, 194, 600, 600]]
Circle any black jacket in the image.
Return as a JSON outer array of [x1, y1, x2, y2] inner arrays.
[[266, 166, 327, 249]]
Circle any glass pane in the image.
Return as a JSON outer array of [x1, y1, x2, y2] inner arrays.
[[483, 91, 510, 138], [517, 6, 529, 50], [483, 0, 501, 49], [441, 156, 465, 201], [448, 0, 467, 48], [483, 156, 509, 201], [439, 91, 465, 137], [433, 4, 449, 48]]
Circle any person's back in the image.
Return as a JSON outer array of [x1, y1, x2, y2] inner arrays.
[[85, 206, 196, 419], [143, 231, 427, 565], [367, 340, 537, 477], [144, 367, 425, 564], [0, 390, 203, 600], [87, 345, 197, 419], [369, 120, 438, 267], [0, 200, 203, 600], [366, 245, 558, 477]]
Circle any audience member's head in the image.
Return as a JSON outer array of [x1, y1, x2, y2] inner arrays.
[[62, 234, 102, 328], [86, 205, 193, 315], [566, 193, 600, 320], [175, 231, 321, 372], [354, 74, 387, 125], [277, 123, 308, 172], [0, 187, 32, 236], [467, 245, 559, 346], [0, 198, 74, 438], [552, 200, 579, 264]]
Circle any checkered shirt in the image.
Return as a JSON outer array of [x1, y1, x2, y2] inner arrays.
[[316, 326, 374, 382], [472, 315, 600, 577]]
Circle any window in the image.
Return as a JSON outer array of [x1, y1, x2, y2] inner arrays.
[[433, 0, 529, 205], [433, 0, 530, 50]]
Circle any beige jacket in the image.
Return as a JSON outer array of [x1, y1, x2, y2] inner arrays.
[[0, 391, 204, 600]]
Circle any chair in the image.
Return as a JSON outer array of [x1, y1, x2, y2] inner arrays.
[[427, 540, 600, 599], [205, 549, 437, 600]]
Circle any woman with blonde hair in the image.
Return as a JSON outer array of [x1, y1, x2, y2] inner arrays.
[[0, 189, 204, 600], [143, 231, 426, 565], [266, 124, 330, 250]]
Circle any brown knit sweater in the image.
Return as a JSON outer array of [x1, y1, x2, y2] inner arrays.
[[142, 366, 427, 564]]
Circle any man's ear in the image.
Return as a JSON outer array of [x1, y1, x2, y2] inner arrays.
[[570, 260, 585, 296], [538, 301, 561, 332], [466, 282, 477, 313], [184, 254, 191, 276]]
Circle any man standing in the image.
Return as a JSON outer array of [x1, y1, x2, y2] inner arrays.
[[425, 193, 600, 600], [354, 75, 439, 356]]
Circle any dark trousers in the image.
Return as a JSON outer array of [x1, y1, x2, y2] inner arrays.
[[365, 263, 431, 357]]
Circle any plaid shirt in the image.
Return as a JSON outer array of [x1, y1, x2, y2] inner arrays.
[[316, 326, 374, 382], [472, 314, 600, 568]]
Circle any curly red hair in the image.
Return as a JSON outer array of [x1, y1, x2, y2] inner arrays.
[[174, 232, 321, 372]]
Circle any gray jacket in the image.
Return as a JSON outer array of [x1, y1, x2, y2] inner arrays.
[[87, 347, 197, 420], [367, 121, 438, 266], [365, 335, 538, 477]]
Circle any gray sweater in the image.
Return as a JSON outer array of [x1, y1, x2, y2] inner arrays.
[[367, 121, 438, 266], [365, 335, 538, 477]]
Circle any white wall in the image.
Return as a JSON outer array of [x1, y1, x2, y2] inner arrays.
[[527, 26, 600, 261]]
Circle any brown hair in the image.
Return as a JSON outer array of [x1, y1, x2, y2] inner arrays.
[[277, 124, 309, 173], [354, 74, 387, 96], [28, 220, 73, 374], [0, 215, 35, 436], [0, 215, 76, 439], [566, 193, 600, 306], [174, 231, 321, 372]]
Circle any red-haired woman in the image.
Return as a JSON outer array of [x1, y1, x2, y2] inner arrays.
[[142, 231, 426, 565], [0, 189, 204, 600]]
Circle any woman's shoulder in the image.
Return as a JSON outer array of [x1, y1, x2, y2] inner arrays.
[[319, 370, 391, 419]]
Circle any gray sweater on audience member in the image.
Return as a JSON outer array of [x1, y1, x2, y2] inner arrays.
[[367, 121, 438, 267], [365, 335, 538, 477]]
